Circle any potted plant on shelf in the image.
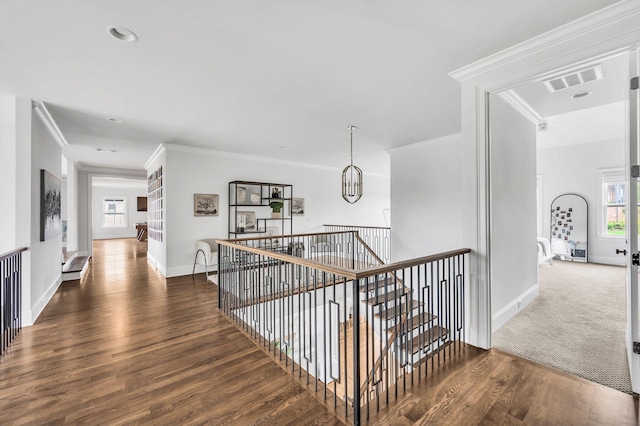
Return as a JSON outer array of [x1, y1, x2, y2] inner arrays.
[[270, 200, 284, 218]]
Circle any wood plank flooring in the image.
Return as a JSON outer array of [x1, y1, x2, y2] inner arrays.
[[0, 239, 341, 425], [1, 238, 639, 425]]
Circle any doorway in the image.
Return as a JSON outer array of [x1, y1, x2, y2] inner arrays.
[[488, 53, 632, 393]]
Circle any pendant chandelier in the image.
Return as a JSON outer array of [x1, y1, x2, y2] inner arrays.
[[342, 125, 363, 204]]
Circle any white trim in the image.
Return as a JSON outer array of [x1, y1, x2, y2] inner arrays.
[[386, 133, 461, 154], [492, 284, 539, 333], [146, 251, 166, 276], [78, 163, 146, 178], [449, 2, 640, 82], [598, 167, 626, 238], [497, 90, 545, 125], [144, 144, 166, 170], [589, 254, 626, 266], [160, 142, 390, 178], [32, 101, 68, 147], [26, 273, 62, 326], [455, 2, 640, 350]]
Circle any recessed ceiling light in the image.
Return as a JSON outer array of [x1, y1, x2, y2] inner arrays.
[[110, 150, 118, 153], [280, 146, 288, 150], [107, 117, 123, 123], [96, 148, 103, 153], [570, 91, 592, 99], [106, 25, 138, 42]]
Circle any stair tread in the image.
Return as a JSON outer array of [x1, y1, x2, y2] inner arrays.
[[63, 256, 89, 273], [398, 325, 449, 354], [366, 290, 410, 305], [395, 312, 437, 332], [359, 277, 398, 292], [374, 300, 421, 320]]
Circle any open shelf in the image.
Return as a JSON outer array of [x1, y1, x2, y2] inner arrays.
[[228, 181, 293, 239]]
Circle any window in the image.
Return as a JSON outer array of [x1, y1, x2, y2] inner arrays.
[[601, 169, 639, 237], [103, 198, 127, 227]]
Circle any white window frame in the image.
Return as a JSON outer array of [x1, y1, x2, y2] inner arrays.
[[599, 167, 626, 239], [102, 197, 128, 228]]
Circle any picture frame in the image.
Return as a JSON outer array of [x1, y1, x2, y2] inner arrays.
[[40, 169, 62, 241], [291, 198, 305, 216], [237, 211, 256, 232], [194, 194, 219, 216]]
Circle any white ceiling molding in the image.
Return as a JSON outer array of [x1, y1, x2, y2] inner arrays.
[[449, 1, 640, 82], [33, 101, 68, 148], [144, 143, 166, 170], [159, 143, 390, 177], [497, 90, 545, 125], [77, 163, 146, 178], [387, 133, 461, 154]]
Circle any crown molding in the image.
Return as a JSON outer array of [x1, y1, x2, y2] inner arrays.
[[449, 1, 640, 82], [144, 143, 166, 170], [387, 133, 461, 154], [77, 162, 146, 178], [497, 90, 545, 125], [32, 101, 68, 148], [158, 142, 389, 177]]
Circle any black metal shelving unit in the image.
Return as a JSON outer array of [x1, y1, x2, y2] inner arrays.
[[228, 181, 293, 239]]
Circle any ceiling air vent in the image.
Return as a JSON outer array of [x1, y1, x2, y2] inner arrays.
[[543, 65, 603, 93]]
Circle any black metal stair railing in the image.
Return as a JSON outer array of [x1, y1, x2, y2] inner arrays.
[[1, 247, 27, 356], [324, 225, 390, 264], [216, 233, 469, 425]]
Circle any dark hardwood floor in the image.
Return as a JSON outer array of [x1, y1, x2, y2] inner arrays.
[[0, 239, 341, 425], [1, 238, 638, 425]]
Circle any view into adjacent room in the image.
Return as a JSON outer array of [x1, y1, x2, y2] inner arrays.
[[490, 53, 632, 394]]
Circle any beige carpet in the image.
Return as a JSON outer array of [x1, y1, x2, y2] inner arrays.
[[492, 260, 631, 394]]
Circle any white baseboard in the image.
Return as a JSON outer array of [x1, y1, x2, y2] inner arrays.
[[167, 263, 218, 278], [26, 273, 62, 326], [492, 284, 539, 333], [147, 252, 167, 277], [587, 255, 625, 266]]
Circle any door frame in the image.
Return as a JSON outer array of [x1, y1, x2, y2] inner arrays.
[[450, 2, 640, 352]]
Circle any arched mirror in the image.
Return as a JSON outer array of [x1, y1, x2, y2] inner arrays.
[[550, 193, 588, 262]]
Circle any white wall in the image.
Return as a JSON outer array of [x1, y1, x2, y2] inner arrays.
[[0, 94, 17, 253], [30, 105, 63, 324], [145, 147, 166, 275], [537, 137, 625, 265], [66, 161, 78, 252], [156, 144, 390, 277], [489, 94, 538, 332], [92, 185, 147, 239], [389, 134, 464, 262]]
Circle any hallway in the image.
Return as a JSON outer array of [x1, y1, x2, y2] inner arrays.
[[0, 239, 341, 425], [1, 238, 639, 425]]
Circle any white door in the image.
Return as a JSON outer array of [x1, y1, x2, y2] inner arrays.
[[626, 48, 640, 394]]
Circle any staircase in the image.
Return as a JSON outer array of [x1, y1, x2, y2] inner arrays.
[[62, 251, 90, 281], [359, 274, 450, 397]]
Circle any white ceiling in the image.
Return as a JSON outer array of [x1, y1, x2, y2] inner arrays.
[[512, 53, 629, 118], [0, 0, 620, 175]]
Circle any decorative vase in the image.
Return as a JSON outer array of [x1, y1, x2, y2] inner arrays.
[[271, 211, 282, 218], [250, 193, 260, 205], [236, 186, 246, 204]]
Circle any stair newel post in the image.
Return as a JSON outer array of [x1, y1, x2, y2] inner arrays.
[[353, 277, 361, 425]]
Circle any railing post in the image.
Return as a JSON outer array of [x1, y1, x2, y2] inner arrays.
[[353, 277, 361, 425], [217, 245, 222, 310]]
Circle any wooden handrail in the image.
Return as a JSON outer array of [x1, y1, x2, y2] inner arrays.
[[217, 237, 470, 281], [324, 224, 391, 230], [0, 247, 28, 262]]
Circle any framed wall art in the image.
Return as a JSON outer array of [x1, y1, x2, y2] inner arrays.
[[40, 169, 62, 241], [194, 193, 219, 216]]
